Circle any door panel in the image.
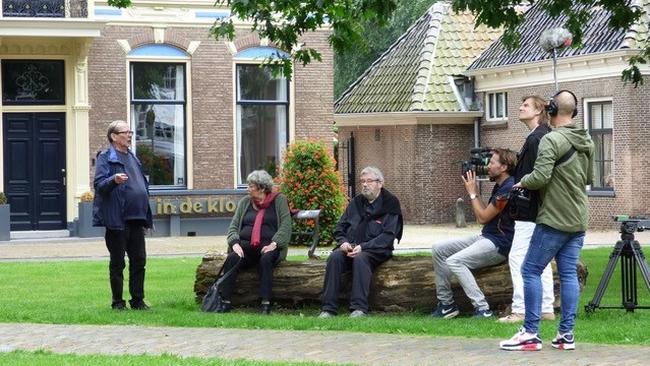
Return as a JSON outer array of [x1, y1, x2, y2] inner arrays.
[[3, 112, 66, 230]]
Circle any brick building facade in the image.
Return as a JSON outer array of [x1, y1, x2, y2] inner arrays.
[[0, 0, 334, 237]]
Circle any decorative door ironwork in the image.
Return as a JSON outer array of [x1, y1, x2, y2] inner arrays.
[[2, 0, 87, 18]]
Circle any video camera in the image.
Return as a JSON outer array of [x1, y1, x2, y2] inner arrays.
[[461, 147, 492, 176], [613, 215, 650, 235]]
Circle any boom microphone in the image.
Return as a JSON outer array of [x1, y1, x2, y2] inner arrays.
[[539, 27, 572, 52]]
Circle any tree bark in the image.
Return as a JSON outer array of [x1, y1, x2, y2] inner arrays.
[[194, 250, 588, 313]]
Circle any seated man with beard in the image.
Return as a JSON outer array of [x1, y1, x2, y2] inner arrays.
[[318, 166, 403, 318]]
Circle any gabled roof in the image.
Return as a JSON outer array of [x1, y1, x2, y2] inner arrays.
[[334, 2, 502, 114], [467, 1, 650, 71]]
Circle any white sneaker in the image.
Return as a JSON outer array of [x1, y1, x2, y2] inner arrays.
[[499, 328, 542, 351], [497, 313, 524, 323], [551, 332, 575, 350]]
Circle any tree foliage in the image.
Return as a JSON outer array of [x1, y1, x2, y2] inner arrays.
[[107, 0, 648, 84], [335, 0, 438, 97], [278, 140, 347, 245]]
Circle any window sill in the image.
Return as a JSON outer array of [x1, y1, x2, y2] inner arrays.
[[482, 119, 508, 129], [588, 190, 615, 197]]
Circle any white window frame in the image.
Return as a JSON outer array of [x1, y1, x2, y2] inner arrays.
[[126, 46, 192, 190], [232, 53, 294, 189], [584, 97, 614, 194], [485, 91, 508, 121]]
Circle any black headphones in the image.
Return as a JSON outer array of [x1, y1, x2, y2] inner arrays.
[[546, 90, 578, 118]]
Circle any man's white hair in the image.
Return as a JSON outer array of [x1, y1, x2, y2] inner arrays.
[[360, 166, 384, 183]]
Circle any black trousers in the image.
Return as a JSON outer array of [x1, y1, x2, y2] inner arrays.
[[220, 242, 280, 302], [105, 221, 146, 305], [321, 249, 391, 314]]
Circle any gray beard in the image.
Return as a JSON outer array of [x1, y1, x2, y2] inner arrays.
[[362, 190, 379, 202]]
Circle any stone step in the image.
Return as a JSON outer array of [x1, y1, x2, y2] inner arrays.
[[10, 230, 70, 240]]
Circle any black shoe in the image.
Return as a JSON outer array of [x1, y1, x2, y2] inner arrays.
[[261, 302, 272, 315], [129, 300, 150, 310], [215, 302, 232, 313], [111, 301, 127, 311]]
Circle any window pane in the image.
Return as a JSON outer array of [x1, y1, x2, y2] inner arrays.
[[602, 161, 613, 188], [592, 157, 603, 188], [603, 133, 613, 160], [590, 103, 602, 129], [602, 102, 613, 129], [131, 104, 185, 186], [132, 63, 184, 101], [237, 104, 288, 184], [237, 65, 287, 101], [2, 60, 65, 104], [592, 134, 603, 161], [488, 94, 495, 119], [496, 93, 505, 118]]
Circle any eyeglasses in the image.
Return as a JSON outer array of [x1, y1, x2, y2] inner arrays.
[[115, 130, 134, 135], [360, 179, 379, 184]]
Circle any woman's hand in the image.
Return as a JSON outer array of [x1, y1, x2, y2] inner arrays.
[[232, 243, 244, 257], [261, 242, 277, 254]]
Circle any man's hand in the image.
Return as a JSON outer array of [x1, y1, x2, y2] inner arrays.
[[114, 173, 128, 184], [462, 170, 478, 196], [261, 242, 277, 254], [513, 182, 523, 189], [339, 242, 353, 252], [347, 244, 362, 258], [232, 243, 244, 257]]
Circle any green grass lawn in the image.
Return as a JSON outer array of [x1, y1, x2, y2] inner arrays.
[[0, 248, 648, 345]]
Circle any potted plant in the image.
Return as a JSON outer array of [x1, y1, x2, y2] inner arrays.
[[77, 191, 104, 238], [0, 192, 9, 241]]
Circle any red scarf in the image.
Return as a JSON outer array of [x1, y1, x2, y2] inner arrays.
[[251, 191, 279, 247]]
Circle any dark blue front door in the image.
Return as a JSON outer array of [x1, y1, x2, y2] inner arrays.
[[3, 112, 66, 230]]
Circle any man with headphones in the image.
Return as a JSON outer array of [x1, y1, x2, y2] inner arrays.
[[500, 90, 594, 351]]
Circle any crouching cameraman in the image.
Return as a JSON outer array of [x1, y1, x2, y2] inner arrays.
[[431, 148, 517, 319]]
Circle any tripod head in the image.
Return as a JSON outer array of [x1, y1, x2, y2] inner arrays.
[[613, 215, 650, 235]]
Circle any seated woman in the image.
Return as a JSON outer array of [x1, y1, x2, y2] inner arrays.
[[215, 170, 292, 314]]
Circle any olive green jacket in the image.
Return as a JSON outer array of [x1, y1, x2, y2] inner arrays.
[[520, 124, 594, 233], [226, 193, 292, 261]]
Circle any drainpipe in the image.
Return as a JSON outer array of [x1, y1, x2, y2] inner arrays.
[[474, 117, 481, 148]]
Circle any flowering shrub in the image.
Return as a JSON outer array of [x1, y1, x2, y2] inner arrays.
[[80, 191, 94, 202], [279, 140, 347, 245]]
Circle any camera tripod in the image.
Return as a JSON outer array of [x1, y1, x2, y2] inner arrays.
[[585, 218, 650, 313]]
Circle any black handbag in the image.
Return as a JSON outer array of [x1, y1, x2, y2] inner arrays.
[[509, 144, 577, 221], [508, 188, 535, 221], [201, 256, 241, 312]]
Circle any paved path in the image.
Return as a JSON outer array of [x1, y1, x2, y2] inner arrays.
[[0, 323, 649, 365]]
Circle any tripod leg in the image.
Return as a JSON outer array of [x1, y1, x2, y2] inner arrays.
[[621, 246, 637, 312], [585, 240, 624, 313], [630, 240, 650, 292]]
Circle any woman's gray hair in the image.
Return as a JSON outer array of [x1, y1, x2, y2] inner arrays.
[[246, 170, 274, 193], [106, 120, 127, 143], [360, 166, 384, 183]]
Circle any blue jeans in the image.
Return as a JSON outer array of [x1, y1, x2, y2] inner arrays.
[[523, 224, 584, 334]]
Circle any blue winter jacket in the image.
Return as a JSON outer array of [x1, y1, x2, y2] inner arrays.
[[92, 145, 153, 230]]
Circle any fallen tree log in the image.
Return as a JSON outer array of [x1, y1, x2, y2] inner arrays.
[[194, 251, 588, 314]]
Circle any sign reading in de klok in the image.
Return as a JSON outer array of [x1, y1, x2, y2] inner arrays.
[[152, 197, 239, 215]]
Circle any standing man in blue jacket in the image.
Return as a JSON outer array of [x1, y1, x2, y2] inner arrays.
[[93, 120, 153, 311]]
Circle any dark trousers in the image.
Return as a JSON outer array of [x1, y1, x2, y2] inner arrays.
[[105, 221, 146, 306], [220, 242, 280, 302], [321, 249, 391, 314]]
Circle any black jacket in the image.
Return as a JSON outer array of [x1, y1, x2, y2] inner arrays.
[[512, 124, 551, 221], [334, 188, 403, 255]]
